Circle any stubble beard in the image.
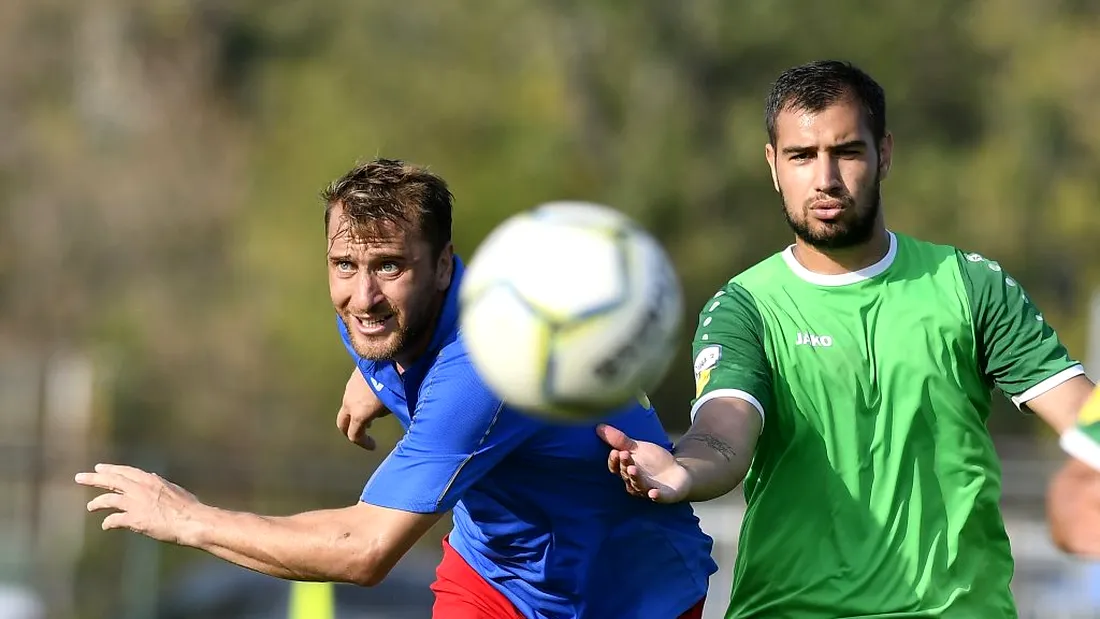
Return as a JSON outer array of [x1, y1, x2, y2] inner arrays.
[[341, 291, 438, 362], [782, 171, 882, 251]]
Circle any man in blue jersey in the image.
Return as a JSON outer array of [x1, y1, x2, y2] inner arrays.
[[76, 158, 716, 619]]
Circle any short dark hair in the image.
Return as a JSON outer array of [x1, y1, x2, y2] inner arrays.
[[765, 60, 887, 146], [321, 158, 453, 257]]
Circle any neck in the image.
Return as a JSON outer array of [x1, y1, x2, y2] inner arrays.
[[792, 226, 891, 276], [392, 291, 447, 374]]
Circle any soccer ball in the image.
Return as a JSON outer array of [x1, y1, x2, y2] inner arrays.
[[458, 201, 683, 422]]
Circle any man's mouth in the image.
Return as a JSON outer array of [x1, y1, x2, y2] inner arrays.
[[810, 201, 846, 220], [353, 314, 393, 335]]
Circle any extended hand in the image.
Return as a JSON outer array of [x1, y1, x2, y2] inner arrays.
[[337, 368, 392, 450], [1048, 458, 1100, 557], [75, 463, 205, 546], [596, 424, 692, 504]]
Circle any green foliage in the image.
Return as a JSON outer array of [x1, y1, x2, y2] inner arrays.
[[230, 0, 1100, 432]]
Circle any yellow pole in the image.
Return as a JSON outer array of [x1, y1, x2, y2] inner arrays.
[[288, 581, 335, 619]]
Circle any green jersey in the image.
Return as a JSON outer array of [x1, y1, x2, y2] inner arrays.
[[692, 231, 1083, 619]]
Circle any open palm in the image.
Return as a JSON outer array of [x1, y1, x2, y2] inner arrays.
[[75, 463, 203, 545], [596, 424, 692, 503]]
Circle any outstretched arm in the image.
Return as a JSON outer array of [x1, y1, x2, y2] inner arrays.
[[1024, 374, 1095, 435], [598, 396, 761, 503], [599, 281, 770, 503], [75, 464, 441, 586], [1038, 383, 1100, 557], [670, 397, 761, 501]]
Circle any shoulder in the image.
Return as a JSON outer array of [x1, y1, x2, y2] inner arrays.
[[906, 240, 1028, 320], [728, 251, 790, 292], [889, 232, 963, 269], [878, 233, 1000, 290], [951, 247, 1008, 276], [421, 336, 483, 390], [412, 337, 522, 432], [941, 244, 1018, 294], [703, 248, 800, 317], [891, 233, 1000, 272], [695, 252, 785, 313]]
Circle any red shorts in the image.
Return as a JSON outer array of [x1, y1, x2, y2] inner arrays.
[[430, 535, 706, 619]]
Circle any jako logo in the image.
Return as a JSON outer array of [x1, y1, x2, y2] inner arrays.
[[795, 332, 833, 347]]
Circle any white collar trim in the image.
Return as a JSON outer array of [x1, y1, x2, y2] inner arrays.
[[781, 231, 897, 286]]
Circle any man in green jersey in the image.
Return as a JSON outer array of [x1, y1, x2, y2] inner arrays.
[[597, 59, 1097, 618]]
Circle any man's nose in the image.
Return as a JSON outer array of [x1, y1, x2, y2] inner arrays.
[[813, 155, 843, 194], [352, 273, 384, 309]]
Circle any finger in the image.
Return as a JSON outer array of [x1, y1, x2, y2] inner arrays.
[[595, 425, 638, 451], [648, 488, 663, 502], [337, 409, 351, 434], [627, 482, 650, 499], [101, 512, 130, 531], [87, 492, 125, 513], [607, 451, 621, 475], [347, 416, 368, 443], [353, 433, 377, 451], [623, 464, 647, 494], [75, 472, 130, 493], [621, 457, 650, 496], [618, 452, 635, 478], [94, 463, 151, 483]]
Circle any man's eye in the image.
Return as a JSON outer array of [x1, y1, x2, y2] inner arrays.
[[336, 261, 355, 272], [380, 262, 400, 274]]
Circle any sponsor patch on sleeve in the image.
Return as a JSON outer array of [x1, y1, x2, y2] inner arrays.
[[693, 345, 721, 378], [693, 345, 721, 397]]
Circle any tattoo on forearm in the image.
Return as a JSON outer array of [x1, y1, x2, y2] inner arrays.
[[676, 434, 737, 462]]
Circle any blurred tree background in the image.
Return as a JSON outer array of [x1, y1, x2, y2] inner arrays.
[[1, 0, 1099, 617]]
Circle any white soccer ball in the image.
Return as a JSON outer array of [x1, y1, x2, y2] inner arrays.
[[458, 201, 683, 422]]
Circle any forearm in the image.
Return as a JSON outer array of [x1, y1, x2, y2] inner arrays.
[[673, 432, 753, 502], [187, 505, 376, 584]]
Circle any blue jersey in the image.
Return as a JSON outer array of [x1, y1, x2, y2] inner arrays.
[[337, 258, 716, 619]]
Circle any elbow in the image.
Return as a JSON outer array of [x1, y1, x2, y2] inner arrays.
[[348, 567, 386, 588], [350, 570, 386, 588], [347, 551, 393, 588]]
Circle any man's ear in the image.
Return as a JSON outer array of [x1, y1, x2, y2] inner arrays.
[[765, 143, 780, 193], [436, 243, 454, 290], [878, 131, 894, 180]]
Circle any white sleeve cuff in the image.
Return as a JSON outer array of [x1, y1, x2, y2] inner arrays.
[[690, 388, 765, 428], [1060, 428, 1100, 472], [1011, 364, 1086, 409]]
